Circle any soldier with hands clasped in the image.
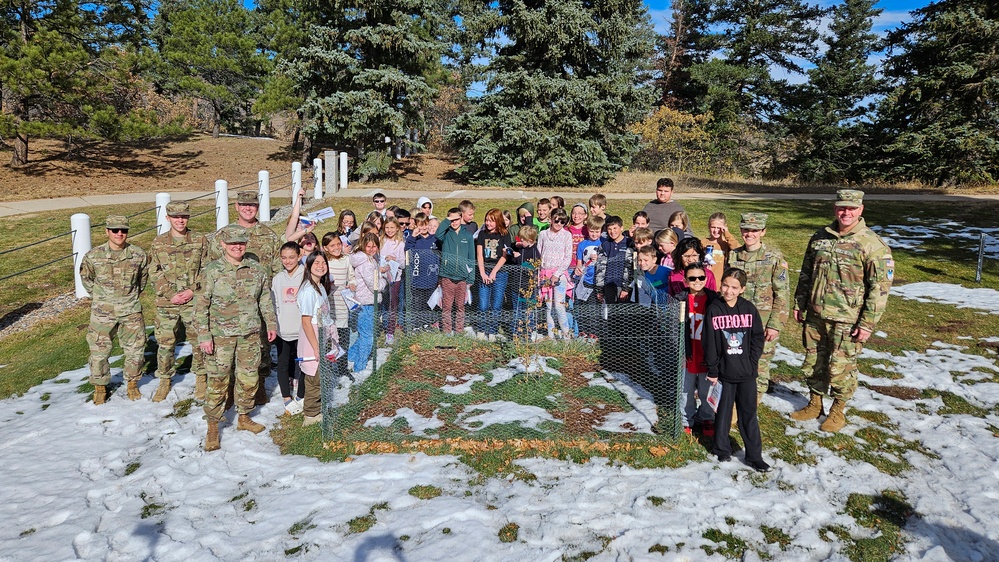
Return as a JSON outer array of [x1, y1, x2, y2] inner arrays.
[[790, 190, 893, 433]]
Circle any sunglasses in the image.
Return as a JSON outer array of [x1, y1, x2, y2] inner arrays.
[[109, 228, 129, 234], [552, 219, 566, 224], [373, 199, 386, 203], [686, 275, 706, 281]]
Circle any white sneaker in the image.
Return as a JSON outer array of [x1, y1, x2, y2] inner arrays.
[[488, 334, 497, 343], [386, 334, 395, 345], [284, 398, 303, 415], [302, 413, 323, 427]]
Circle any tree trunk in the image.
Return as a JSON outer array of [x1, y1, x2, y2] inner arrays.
[[12, 133, 28, 167], [301, 134, 312, 165], [212, 103, 221, 138], [291, 127, 301, 151]]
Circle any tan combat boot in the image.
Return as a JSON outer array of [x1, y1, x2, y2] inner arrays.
[[820, 399, 848, 433], [127, 380, 141, 401], [93, 385, 107, 405], [205, 421, 220, 451], [151, 379, 171, 402], [790, 393, 825, 421], [194, 374, 207, 404], [237, 414, 265, 434]]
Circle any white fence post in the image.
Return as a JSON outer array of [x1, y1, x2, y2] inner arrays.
[[313, 157, 323, 199], [215, 180, 229, 231], [71, 213, 92, 298], [258, 171, 271, 221], [155, 192, 171, 235], [339, 152, 348, 191], [292, 161, 302, 200], [325, 151, 337, 193]]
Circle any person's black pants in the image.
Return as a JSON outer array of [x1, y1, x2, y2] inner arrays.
[[275, 337, 304, 399], [712, 378, 763, 462]]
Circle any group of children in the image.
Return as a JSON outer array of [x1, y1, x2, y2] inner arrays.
[[273, 188, 774, 470]]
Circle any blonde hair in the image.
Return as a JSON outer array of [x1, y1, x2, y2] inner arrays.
[[668, 210, 689, 231], [380, 217, 404, 243], [655, 228, 679, 247], [519, 225, 539, 243]]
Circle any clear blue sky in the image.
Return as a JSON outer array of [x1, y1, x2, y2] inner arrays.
[[642, 0, 932, 36]]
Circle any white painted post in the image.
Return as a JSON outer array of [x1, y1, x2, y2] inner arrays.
[[258, 170, 270, 221], [385, 136, 392, 157], [71, 213, 92, 298], [313, 157, 323, 199], [325, 150, 337, 193], [339, 152, 348, 191], [214, 180, 229, 231], [292, 161, 302, 201], [155, 192, 171, 235]]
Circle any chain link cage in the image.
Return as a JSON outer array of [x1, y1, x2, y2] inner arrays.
[[317, 248, 687, 450]]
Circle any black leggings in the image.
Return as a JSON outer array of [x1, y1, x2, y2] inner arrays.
[[275, 337, 304, 399]]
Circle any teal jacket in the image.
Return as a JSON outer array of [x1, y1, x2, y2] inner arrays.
[[435, 221, 476, 283]]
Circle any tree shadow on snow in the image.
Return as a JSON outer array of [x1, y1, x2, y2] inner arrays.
[[353, 533, 408, 562]]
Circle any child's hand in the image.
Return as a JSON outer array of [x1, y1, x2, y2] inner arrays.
[[707, 376, 718, 384]]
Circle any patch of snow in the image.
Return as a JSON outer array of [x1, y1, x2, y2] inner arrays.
[[872, 221, 999, 259], [458, 401, 559, 431], [441, 374, 485, 395], [892, 282, 999, 315], [364, 407, 444, 436]]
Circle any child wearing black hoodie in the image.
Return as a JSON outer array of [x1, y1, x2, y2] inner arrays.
[[703, 267, 772, 472]]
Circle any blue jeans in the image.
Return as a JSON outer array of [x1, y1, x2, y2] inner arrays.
[[348, 305, 374, 372], [477, 270, 507, 335]]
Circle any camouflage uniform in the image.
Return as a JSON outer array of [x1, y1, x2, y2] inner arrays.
[[730, 214, 790, 395], [81, 218, 149, 387], [207, 192, 281, 383], [150, 210, 209, 381], [794, 215, 892, 400], [195, 226, 277, 422]]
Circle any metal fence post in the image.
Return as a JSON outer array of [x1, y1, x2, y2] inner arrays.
[[215, 180, 229, 231], [156, 192, 171, 235], [313, 157, 323, 199], [292, 161, 302, 201], [71, 213, 92, 298], [339, 152, 348, 191], [977, 233, 986, 283]]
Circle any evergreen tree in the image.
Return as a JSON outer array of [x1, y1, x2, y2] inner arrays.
[[0, 0, 157, 166], [447, 0, 655, 186], [876, 0, 999, 186], [295, 0, 450, 179], [654, 0, 713, 109], [783, 0, 883, 183], [153, 0, 270, 137], [252, 0, 310, 148]]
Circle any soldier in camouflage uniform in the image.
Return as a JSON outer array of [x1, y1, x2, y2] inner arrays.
[[149, 201, 209, 403], [195, 225, 277, 451], [791, 190, 893, 432], [729, 213, 790, 399], [81, 215, 149, 404], [207, 191, 281, 406]]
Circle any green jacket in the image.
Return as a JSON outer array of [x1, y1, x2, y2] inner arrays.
[[794, 218, 893, 331], [195, 257, 276, 340], [150, 230, 209, 307], [435, 221, 476, 284], [730, 242, 790, 332], [80, 242, 148, 317]]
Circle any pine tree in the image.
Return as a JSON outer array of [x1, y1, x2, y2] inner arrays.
[[876, 0, 999, 186], [447, 0, 655, 186], [153, 0, 270, 137], [654, 0, 713, 109], [295, 0, 450, 179], [783, 0, 883, 183], [252, 0, 310, 149]]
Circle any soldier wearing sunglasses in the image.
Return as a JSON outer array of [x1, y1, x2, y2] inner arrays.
[[81, 215, 149, 405]]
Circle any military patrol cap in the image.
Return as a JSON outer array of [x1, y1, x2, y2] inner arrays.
[[106, 215, 129, 229], [219, 225, 249, 244], [739, 212, 768, 230], [835, 189, 864, 208], [236, 191, 259, 205], [166, 201, 190, 217]]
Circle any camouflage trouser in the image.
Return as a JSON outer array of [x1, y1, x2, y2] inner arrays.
[[801, 318, 860, 400], [204, 334, 260, 422], [154, 304, 204, 380], [87, 311, 146, 386], [756, 338, 778, 395]]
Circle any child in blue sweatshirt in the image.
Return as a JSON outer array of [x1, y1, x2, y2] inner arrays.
[[406, 213, 440, 330]]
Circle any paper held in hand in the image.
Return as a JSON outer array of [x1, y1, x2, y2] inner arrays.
[[706, 381, 722, 412]]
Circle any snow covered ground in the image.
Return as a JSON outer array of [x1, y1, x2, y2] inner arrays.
[[2, 284, 999, 561], [872, 219, 998, 260]]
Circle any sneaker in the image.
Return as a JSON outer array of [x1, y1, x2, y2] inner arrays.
[[717, 454, 732, 463], [749, 460, 772, 473], [701, 420, 715, 437], [488, 334, 497, 343], [302, 413, 323, 427], [386, 334, 395, 345], [284, 398, 303, 415], [683, 426, 692, 435]]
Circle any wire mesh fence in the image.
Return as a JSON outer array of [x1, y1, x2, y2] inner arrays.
[[316, 250, 687, 449]]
